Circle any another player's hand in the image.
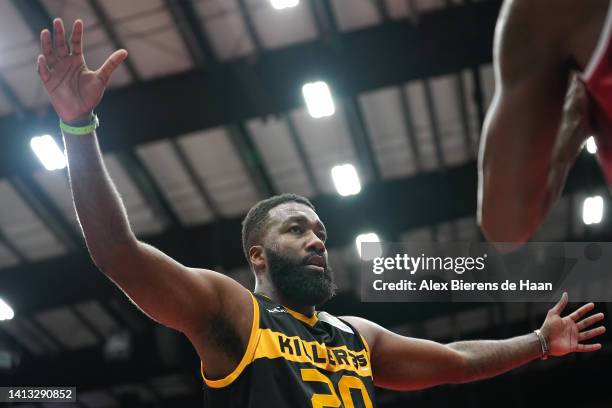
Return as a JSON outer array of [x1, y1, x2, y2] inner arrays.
[[540, 292, 605, 357], [37, 18, 127, 123]]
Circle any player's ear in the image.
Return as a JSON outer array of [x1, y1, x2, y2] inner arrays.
[[249, 245, 266, 273]]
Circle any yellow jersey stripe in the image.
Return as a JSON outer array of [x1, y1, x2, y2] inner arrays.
[[284, 308, 319, 326]]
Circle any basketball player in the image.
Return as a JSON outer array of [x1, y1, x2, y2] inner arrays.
[[479, 0, 611, 242], [37, 19, 605, 407]]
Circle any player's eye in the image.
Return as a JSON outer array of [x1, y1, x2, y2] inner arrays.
[[289, 226, 303, 234]]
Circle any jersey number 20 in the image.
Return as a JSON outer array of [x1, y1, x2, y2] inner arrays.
[[301, 368, 373, 408]]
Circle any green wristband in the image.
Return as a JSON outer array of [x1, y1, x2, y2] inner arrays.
[[60, 114, 99, 135]]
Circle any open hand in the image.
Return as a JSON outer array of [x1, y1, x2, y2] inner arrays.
[[540, 292, 606, 357], [37, 18, 127, 123]]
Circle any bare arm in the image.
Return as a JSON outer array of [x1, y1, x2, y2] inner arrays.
[[344, 294, 605, 391], [37, 19, 251, 340], [63, 130, 249, 333], [478, 0, 587, 242]]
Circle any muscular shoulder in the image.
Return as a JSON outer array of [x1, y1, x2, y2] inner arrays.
[[184, 268, 254, 368], [340, 316, 383, 351], [189, 267, 253, 332]]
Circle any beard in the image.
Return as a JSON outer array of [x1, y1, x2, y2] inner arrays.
[[265, 246, 336, 306]]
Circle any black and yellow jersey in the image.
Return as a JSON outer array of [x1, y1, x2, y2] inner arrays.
[[201, 292, 376, 407]]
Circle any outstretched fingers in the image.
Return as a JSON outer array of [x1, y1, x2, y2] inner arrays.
[[70, 19, 84, 56], [576, 343, 602, 353], [574, 308, 605, 354], [578, 326, 606, 342], [95, 49, 128, 85], [569, 302, 595, 322], [37, 55, 51, 83], [53, 18, 69, 57], [576, 312, 605, 331], [40, 29, 57, 66]]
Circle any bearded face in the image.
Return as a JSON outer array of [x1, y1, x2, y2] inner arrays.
[[265, 245, 336, 306]]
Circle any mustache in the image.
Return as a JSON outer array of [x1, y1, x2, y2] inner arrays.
[[302, 253, 327, 268]]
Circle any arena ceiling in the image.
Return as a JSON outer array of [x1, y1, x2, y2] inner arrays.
[[0, 0, 610, 407]]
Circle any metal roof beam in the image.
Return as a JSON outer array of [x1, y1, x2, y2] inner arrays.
[[86, 0, 141, 81], [10, 0, 53, 35], [237, 0, 263, 52], [455, 74, 477, 159], [227, 124, 277, 198], [284, 114, 321, 194], [0, 75, 25, 118], [164, 0, 217, 66], [374, 0, 391, 21], [342, 97, 381, 183], [422, 80, 446, 168], [471, 66, 487, 132], [398, 86, 424, 172], [0, 1, 502, 179], [115, 151, 182, 228], [170, 140, 222, 219], [9, 175, 81, 250]]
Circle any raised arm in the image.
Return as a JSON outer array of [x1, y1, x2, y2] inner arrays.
[[37, 19, 252, 349], [478, 0, 589, 243], [344, 294, 605, 391]]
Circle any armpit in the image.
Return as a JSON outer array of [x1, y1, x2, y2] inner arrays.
[[206, 312, 245, 362]]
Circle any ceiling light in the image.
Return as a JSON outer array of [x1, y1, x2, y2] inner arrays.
[[0, 298, 14, 321], [331, 164, 361, 196], [302, 81, 335, 118], [586, 136, 597, 154], [30, 135, 67, 171], [582, 195, 604, 225], [271, 0, 299, 10]]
